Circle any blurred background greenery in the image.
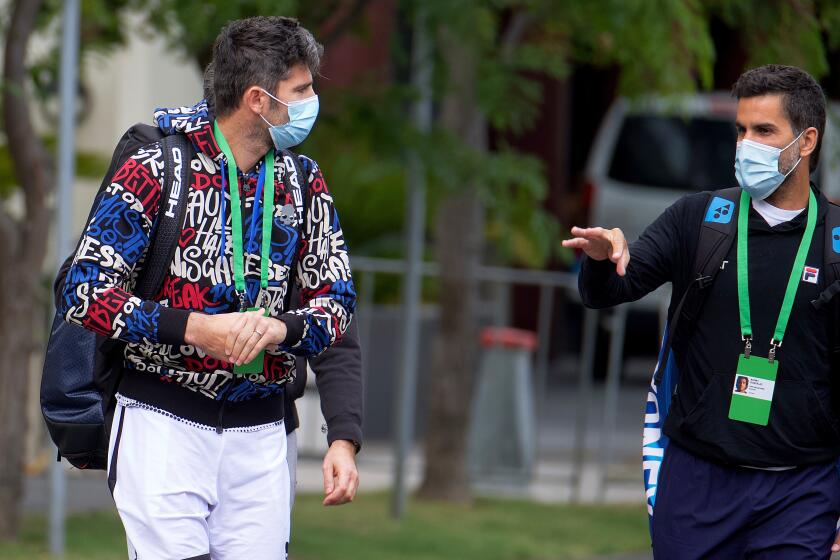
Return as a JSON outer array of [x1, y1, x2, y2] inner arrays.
[[4, 0, 840, 556]]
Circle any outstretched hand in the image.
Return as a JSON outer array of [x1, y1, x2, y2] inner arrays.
[[562, 226, 630, 276]]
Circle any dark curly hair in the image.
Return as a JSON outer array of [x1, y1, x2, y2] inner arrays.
[[732, 64, 826, 172], [210, 16, 322, 118]]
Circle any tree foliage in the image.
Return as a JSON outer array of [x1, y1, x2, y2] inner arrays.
[[128, 0, 372, 68]]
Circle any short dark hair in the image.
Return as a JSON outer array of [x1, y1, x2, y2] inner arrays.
[[211, 16, 323, 118], [732, 64, 826, 172]]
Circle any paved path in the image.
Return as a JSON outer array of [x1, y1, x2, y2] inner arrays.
[[25, 451, 644, 514], [26, 381, 651, 512]]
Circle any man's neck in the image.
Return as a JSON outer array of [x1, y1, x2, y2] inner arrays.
[[215, 115, 267, 173], [764, 169, 810, 210]]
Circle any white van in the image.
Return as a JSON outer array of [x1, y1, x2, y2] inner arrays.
[[584, 93, 840, 242]]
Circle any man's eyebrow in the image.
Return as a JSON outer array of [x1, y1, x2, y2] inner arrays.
[[734, 120, 779, 131]]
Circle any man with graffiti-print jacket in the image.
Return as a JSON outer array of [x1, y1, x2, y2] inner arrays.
[[60, 16, 355, 559], [200, 62, 364, 512]]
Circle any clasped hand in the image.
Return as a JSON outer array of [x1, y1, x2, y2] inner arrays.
[[185, 310, 288, 366]]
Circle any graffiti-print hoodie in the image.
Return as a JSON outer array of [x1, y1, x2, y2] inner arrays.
[[60, 100, 356, 430]]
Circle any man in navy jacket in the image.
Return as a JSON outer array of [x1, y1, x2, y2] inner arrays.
[[565, 64, 840, 559]]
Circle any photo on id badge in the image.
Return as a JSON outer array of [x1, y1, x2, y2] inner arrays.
[[732, 374, 773, 399]]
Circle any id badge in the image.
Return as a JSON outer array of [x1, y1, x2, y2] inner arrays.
[[728, 354, 778, 426], [233, 307, 268, 375]]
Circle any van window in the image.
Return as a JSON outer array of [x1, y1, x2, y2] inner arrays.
[[608, 115, 736, 191]]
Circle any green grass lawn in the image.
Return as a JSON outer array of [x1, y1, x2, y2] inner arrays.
[[0, 493, 650, 559]]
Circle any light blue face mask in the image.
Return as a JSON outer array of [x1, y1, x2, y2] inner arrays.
[[734, 130, 804, 200], [259, 88, 320, 150]]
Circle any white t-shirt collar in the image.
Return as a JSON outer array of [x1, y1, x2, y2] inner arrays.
[[752, 198, 805, 227]]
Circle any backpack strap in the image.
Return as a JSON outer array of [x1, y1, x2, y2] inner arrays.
[[823, 202, 840, 285], [280, 150, 308, 310], [690, 187, 741, 286], [654, 187, 740, 383], [134, 133, 193, 299], [818, 202, 840, 370], [812, 201, 840, 310], [280, 150, 307, 226], [99, 133, 193, 424]]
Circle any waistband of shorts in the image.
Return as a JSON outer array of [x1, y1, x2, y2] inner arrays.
[[118, 368, 284, 430]]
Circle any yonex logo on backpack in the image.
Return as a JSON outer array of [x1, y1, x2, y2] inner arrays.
[[705, 197, 735, 224], [832, 226, 840, 254]]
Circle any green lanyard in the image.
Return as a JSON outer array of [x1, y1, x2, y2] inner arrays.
[[213, 120, 275, 310], [736, 188, 817, 362]]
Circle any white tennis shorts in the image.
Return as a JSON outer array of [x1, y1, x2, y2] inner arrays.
[[107, 399, 291, 559]]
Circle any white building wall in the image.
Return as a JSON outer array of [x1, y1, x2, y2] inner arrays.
[[76, 15, 203, 155]]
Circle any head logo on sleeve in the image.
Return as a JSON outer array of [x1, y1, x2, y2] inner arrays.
[[832, 227, 840, 254], [705, 197, 735, 224], [802, 266, 819, 284]]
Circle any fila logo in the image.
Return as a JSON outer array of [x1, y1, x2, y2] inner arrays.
[[164, 146, 183, 218], [802, 266, 819, 284], [720, 260, 729, 270]]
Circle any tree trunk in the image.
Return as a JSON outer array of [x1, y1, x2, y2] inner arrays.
[[417, 190, 484, 503], [0, 0, 52, 540], [0, 287, 40, 539], [417, 28, 486, 503]]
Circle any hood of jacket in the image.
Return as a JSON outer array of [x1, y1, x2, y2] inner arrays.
[[154, 99, 223, 161]]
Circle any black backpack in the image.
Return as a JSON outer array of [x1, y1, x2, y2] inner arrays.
[[41, 125, 193, 469]]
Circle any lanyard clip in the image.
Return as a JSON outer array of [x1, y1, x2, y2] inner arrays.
[[743, 335, 752, 359], [769, 339, 781, 364], [237, 291, 248, 312]]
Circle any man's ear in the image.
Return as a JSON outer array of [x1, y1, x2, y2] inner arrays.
[[800, 126, 819, 159], [243, 86, 267, 116]]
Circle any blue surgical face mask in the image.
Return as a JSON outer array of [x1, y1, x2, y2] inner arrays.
[[259, 88, 320, 150], [734, 130, 804, 200]]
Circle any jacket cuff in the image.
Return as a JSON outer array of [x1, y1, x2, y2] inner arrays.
[[579, 257, 617, 308], [278, 313, 305, 348], [582, 255, 615, 275], [157, 307, 191, 346], [326, 416, 363, 453]]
